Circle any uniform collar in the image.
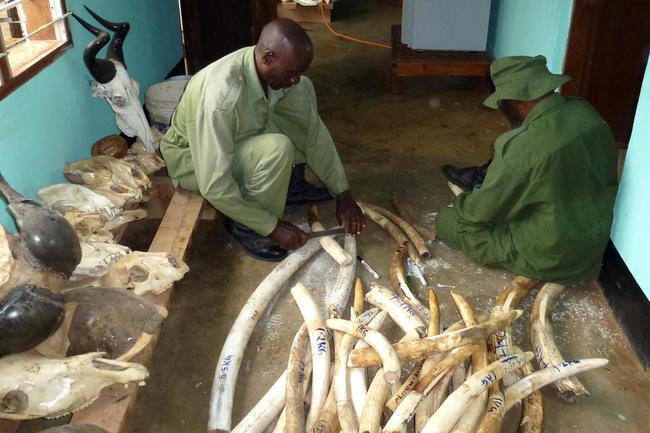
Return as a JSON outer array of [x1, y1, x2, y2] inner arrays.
[[243, 46, 267, 104], [523, 93, 566, 126]]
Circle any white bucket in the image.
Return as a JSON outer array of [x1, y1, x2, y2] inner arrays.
[[145, 75, 191, 130]]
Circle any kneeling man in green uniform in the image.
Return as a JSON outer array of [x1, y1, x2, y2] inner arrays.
[[161, 19, 366, 261], [436, 56, 618, 285]]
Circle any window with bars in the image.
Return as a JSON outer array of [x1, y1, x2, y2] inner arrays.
[[0, 0, 71, 100]]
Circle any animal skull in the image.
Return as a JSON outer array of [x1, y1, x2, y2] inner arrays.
[[70, 242, 132, 282], [91, 61, 157, 152], [64, 156, 151, 207], [101, 251, 189, 295], [38, 184, 120, 240], [0, 352, 147, 420], [123, 146, 166, 175]]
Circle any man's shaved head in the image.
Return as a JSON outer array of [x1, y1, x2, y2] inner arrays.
[[254, 19, 314, 90]]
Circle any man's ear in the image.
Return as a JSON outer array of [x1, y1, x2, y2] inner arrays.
[[262, 50, 276, 66]]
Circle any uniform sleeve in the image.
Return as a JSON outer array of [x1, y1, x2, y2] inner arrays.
[[272, 77, 350, 195], [188, 108, 278, 236]]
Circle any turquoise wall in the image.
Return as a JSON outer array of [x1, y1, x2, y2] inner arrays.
[[611, 59, 650, 297], [487, 0, 574, 73], [0, 0, 182, 231]]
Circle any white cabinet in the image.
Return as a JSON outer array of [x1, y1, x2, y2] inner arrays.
[[402, 0, 492, 51]]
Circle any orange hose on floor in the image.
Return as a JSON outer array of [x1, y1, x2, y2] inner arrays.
[[320, 2, 391, 49]]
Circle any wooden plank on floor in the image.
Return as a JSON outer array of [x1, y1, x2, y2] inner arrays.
[[69, 189, 205, 433], [0, 420, 19, 433]]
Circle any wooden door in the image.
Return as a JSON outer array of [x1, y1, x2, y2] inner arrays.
[[563, 0, 650, 147], [178, 0, 276, 74]]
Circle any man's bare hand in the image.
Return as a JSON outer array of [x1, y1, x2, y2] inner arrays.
[[269, 220, 308, 250], [336, 190, 367, 235]]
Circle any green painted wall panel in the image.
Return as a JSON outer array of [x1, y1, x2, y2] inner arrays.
[[611, 59, 650, 298], [0, 0, 182, 230]]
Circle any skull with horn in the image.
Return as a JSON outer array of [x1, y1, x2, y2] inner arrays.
[[72, 6, 156, 152]]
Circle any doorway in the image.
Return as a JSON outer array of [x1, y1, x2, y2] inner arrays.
[[562, 0, 650, 148]]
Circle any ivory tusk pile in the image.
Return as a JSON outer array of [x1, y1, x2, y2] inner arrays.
[[326, 317, 400, 384], [291, 283, 331, 429], [420, 352, 534, 433], [209, 240, 323, 432], [478, 276, 538, 433], [349, 310, 522, 367], [366, 283, 427, 339], [383, 344, 478, 433], [308, 204, 351, 266], [530, 283, 590, 402]]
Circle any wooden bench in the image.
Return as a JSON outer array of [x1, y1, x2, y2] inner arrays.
[[0, 178, 206, 433], [390, 25, 491, 94]]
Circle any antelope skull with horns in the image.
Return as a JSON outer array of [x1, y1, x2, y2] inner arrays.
[[72, 6, 156, 152]]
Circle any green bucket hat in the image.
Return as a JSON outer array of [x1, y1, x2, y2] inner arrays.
[[483, 55, 571, 109]]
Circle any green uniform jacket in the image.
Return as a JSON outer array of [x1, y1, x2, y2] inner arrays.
[[160, 47, 349, 235], [437, 94, 618, 285]]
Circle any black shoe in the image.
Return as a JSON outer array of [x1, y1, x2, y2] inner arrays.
[[224, 219, 288, 262], [441, 160, 491, 191], [286, 164, 333, 206]]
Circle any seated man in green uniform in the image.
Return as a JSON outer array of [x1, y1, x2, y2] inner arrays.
[[160, 19, 366, 261], [436, 56, 618, 286]]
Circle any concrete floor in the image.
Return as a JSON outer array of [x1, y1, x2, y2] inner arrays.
[[98, 2, 650, 433]]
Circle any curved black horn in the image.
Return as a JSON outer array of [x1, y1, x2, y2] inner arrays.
[[84, 5, 130, 68], [72, 13, 117, 84]]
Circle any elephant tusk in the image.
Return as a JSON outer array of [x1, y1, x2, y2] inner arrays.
[[530, 283, 590, 402], [415, 289, 442, 433], [349, 310, 521, 368], [349, 310, 388, 420], [516, 360, 543, 433], [308, 204, 351, 266], [385, 360, 424, 411], [420, 352, 533, 433], [391, 191, 437, 242], [285, 324, 311, 433], [503, 358, 608, 412], [327, 317, 400, 383], [366, 283, 427, 339], [477, 276, 538, 433], [390, 245, 430, 323], [358, 204, 421, 267], [383, 345, 476, 433], [290, 283, 332, 429], [362, 202, 430, 259], [208, 240, 322, 432], [358, 368, 392, 433]]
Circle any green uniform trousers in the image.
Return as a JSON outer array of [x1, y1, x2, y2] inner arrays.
[[173, 133, 304, 220]]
